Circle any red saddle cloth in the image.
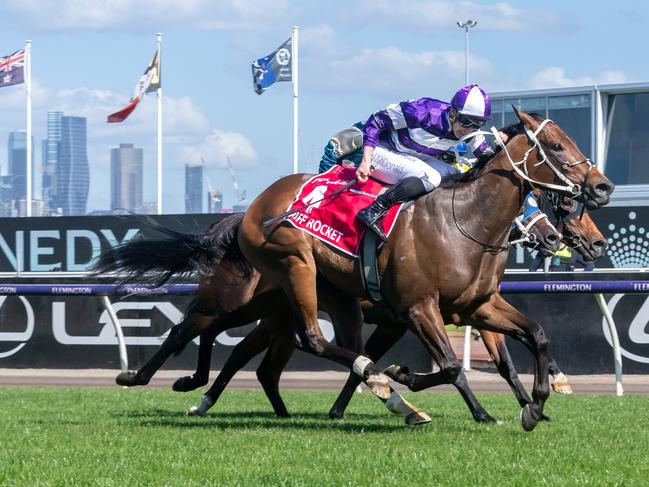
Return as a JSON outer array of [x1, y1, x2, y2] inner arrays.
[[284, 165, 403, 257]]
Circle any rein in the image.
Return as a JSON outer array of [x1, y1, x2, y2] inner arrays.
[[451, 184, 509, 253]]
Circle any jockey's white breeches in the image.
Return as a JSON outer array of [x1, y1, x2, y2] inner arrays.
[[370, 146, 454, 188]]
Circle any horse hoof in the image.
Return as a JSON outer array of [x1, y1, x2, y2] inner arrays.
[[405, 410, 432, 426], [186, 406, 204, 417], [329, 408, 344, 420], [365, 372, 391, 400], [172, 375, 207, 392], [520, 404, 540, 432], [383, 364, 408, 383], [551, 373, 574, 395], [475, 414, 498, 424], [116, 370, 144, 387]]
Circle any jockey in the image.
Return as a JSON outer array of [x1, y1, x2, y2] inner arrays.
[[355, 84, 495, 240]]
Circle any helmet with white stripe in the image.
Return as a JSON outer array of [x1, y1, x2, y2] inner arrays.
[[451, 84, 491, 121]]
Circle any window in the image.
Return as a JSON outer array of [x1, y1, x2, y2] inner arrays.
[[605, 93, 649, 185], [548, 94, 591, 158], [503, 97, 546, 126], [489, 98, 504, 129]]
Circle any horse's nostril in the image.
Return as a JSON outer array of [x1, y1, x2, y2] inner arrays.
[[594, 239, 607, 250], [596, 182, 614, 196], [546, 233, 559, 243]]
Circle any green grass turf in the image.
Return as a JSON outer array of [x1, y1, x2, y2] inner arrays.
[[0, 387, 647, 486]]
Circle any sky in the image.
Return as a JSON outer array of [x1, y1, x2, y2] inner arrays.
[[0, 0, 647, 214]]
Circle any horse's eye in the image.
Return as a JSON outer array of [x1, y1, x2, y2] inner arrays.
[[550, 143, 563, 151]]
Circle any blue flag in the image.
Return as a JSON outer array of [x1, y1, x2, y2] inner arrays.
[[251, 38, 292, 95], [0, 49, 25, 89]]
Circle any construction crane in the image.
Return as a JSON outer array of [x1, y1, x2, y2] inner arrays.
[[227, 156, 246, 202], [201, 158, 222, 213]]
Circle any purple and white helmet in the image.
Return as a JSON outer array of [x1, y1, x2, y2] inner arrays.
[[451, 84, 491, 121]]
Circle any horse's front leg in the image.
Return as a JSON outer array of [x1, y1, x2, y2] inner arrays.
[[489, 294, 572, 396], [187, 318, 285, 417], [469, 297, 550, 431], [385, 299, 462, 390]]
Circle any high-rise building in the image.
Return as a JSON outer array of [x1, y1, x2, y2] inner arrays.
[[42, 111, 63, 214], [56, 116, 89, 215], [7, 131, 35, 216], [0, 175, 13, 217], [110, 143, 143, 212], [185, 162, 203, 213]]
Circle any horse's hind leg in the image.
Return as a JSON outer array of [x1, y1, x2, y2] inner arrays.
[[328, 324, 406, 420], [450, 369, 498, 423], [479, 329, 532, 408], [173, 325, 220, 392], [276, 257, 392, 400], [116, 298, 220, 387]]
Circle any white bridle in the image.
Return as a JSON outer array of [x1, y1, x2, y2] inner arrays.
[[509, 211, 550, 247], [490, 119, 592, 196]]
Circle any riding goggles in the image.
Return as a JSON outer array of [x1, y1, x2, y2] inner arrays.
[[457, 113, 487, 128]]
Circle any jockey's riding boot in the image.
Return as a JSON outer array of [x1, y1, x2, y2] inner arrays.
[[357, 176, 432, 241]]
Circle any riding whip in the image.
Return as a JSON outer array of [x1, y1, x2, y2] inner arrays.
[[263, 178, 356, 228]]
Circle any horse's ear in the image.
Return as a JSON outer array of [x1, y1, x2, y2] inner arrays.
[[512, 106, 537, 129]]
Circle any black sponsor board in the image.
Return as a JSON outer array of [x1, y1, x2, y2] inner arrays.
[[501, 272, 649, 374], [0, 214, 647, 374]]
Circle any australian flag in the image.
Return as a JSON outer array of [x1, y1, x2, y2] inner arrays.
[[0, 49, 25, 88], [251, 38, 292, 95]]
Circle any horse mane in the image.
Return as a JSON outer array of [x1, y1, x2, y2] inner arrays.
[[438, 113, 546, 188]]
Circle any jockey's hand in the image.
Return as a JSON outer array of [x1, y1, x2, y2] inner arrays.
[[498, 131, 509, 143], [356, 159, 372, 182]]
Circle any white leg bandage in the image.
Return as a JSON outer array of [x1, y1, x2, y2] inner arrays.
[[352, 356, 374, 378]]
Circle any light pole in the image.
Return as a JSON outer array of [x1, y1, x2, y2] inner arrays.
[[457, 19, 477, 371], [456, 20, 477, 85]]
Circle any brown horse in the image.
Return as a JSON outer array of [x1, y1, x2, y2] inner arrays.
[[235, 110, 612, 431], [175, 190, 605, 422], [100, 110, 613, 431]]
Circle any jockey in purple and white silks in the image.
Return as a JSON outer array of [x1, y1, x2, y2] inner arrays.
[[356, 84, 496, 240]]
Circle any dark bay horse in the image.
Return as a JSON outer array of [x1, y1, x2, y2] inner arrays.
[[175, 192, 604, 421], [99, 110, 613, 431]]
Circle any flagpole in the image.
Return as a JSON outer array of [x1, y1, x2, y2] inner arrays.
[[156, 32, 163, 215], [25, 40, 32, 217], [292, 26, 299, 175]]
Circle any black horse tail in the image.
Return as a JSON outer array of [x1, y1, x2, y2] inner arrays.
[[93, 213, 252, 287]]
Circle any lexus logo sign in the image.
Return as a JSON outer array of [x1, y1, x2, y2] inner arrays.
[[602, 294, 649, 364], [0, 296, 35, 358]]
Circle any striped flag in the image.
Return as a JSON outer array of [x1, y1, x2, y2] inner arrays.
[[108, 50, 160, 123], [0, 49, 25, 88]]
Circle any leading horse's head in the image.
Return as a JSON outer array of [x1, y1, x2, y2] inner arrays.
[[511, 109, 614, 210], [536, 190, 607, 261]]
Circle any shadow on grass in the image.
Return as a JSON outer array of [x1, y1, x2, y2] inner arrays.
[[132, 415, 409, 433]]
